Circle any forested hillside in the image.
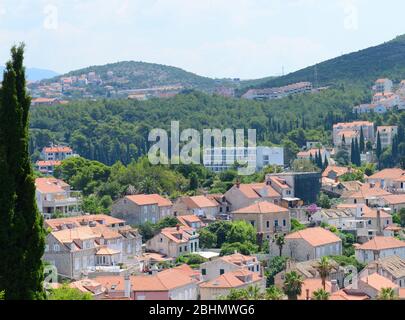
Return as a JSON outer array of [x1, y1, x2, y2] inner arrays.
[[245, 35, 405, 91], [30, 87, 368, 166]]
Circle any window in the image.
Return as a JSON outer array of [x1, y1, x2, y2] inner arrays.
[[179, 247, 182, 253], [160, 238, 163, 243], [256, 265, 260, 272], [266, 221, 270, 229], [274, 220, 279, 227], [184, 246, 188, 251], [283, 219, 286, 227], [202, 269, 207, 276], [368, 220, 372, 225], [220, 269, 225, 275], [53, 244, 60, 252], [250, 221, 255, 227]]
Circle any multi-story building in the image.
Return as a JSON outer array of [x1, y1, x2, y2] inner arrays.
[[270, 227, 342, 261], [203, 146, 284, 173], [362, 255, 405, 288], [373, 78, 393, 94], [199, 253, 261, 282], [265, 172, 322, 205], [355, 236, 405, 264], [146, 225, 199, 258], [41, 145, 74, 161], [111, 194, 173, 225], [35, 160, 62, 175], [35, 178, 82, 218], [231, 201, 290, 240], [242, 82, 312, 101], [199, 269, 265, 300], [173, 195, 219, 220], [376, 126, 398, 150], [43, 215, 142, 280], [224, 182, 282, 211], [366, 168, 405, 192], [332, 121, 375, 147]]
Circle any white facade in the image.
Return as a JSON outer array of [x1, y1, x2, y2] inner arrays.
[[356, 247, 405, 264], [203, 146, 284, 173]]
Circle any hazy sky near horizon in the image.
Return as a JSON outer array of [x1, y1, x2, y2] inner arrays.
[[1, 0, 405, 79]]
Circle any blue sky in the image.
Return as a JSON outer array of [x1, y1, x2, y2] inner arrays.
[[1, 0, 405, 79]]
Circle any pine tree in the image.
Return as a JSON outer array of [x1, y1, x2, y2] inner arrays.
[[359, 127, 365, 153], [355, 138, 361, 166], [323, 156, 329, 169], [317, 149, 323, 168], [376, 132, 382, 161], [350, 139, 355, 164], [0, 44, 46, 300]]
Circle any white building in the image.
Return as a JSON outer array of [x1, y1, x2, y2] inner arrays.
[[203, 146, 284, 173], [377, 126, 398, 150], [35, 178, 82, 219], [355, 237, 405, 264], [373, 78, 393, 94]]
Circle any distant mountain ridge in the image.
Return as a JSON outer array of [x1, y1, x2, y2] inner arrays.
[[0, 66, 59, 82]]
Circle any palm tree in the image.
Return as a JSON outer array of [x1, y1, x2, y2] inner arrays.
[[283, 271, 304, 300], [275, 234, 285, 257], [377, 288, 398, 300], [245, 285, 263, 300], [312, 288, 330, 300], [315, 257, 333, 290], [266, 286, 284, 300]]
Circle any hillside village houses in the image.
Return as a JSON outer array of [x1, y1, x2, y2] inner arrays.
[[173, 195, 220, 220], [355, 237, 405, 264], [35, 144, 77, 175], [269, 227, 343, 261], [333, 121, 375, 148], [111, 194, 173, 225], [35, 177, 82, 219], [43, 214, 142, 280]]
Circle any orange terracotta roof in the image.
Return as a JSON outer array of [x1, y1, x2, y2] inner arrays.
[[35, 177, 69, 193], [285, 227, 341, 247], [236, 183, 280, 199], [220, 253, 258, 266], [382, 194, 405, 205], [267, 176, 291, 190], [356, 236, 405, 251], [298, 278, 331, 300], [199, 269, 263, 289], [126, 194, 172, 207], [45, 214, 126, 231], [368, 168, 405, 180], [186, 195, 218, 209], [43, 146, 72, 153], [360, 273, 399, 291], [36, 160, 62, 167], [232, 201, 289, 215], [52, 226, 99, 244], [322, 166, 350, 178], [330, 289, 369, 301], [177, 215, 205, 228], [348, 184, 392, 199], [334, 121, 373, 128], [160, 226, 196, 244]]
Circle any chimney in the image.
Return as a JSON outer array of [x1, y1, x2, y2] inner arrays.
[[306, 289, 310, 300], [331, 279, 339, 293], [124, 273, 131, 299], [376, 210, 383, 236], [176, 224, 180, 232]]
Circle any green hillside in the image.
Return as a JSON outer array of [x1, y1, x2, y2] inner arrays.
[[42, 61, 234, 92], [246, 35, 405, 91]]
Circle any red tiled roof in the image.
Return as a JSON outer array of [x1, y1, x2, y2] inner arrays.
[[356, 236, 405, 251], [199, 269, 263, 289], [126, 194, 172, 207], [236, 183, 280, 199], [285, 227, 341, 247], [232, 201, 288, 215]]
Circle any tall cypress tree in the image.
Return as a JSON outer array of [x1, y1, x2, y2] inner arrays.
[[359, 127, 365, 153], [376, 132, 382, 160], [354, 138, 361, 166], [0, 45, 45, 300], [350, 139, 355, 164]]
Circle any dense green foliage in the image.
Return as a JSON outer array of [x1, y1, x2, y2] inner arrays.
[[0, 45, 46, 300], [29, 87, 366, 166], [290, 218, 307, 232], [175, 254, 208, 268], [265, 256, 288, 286], [48, 284, 92, 300], [137, 216, 180, 242]]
